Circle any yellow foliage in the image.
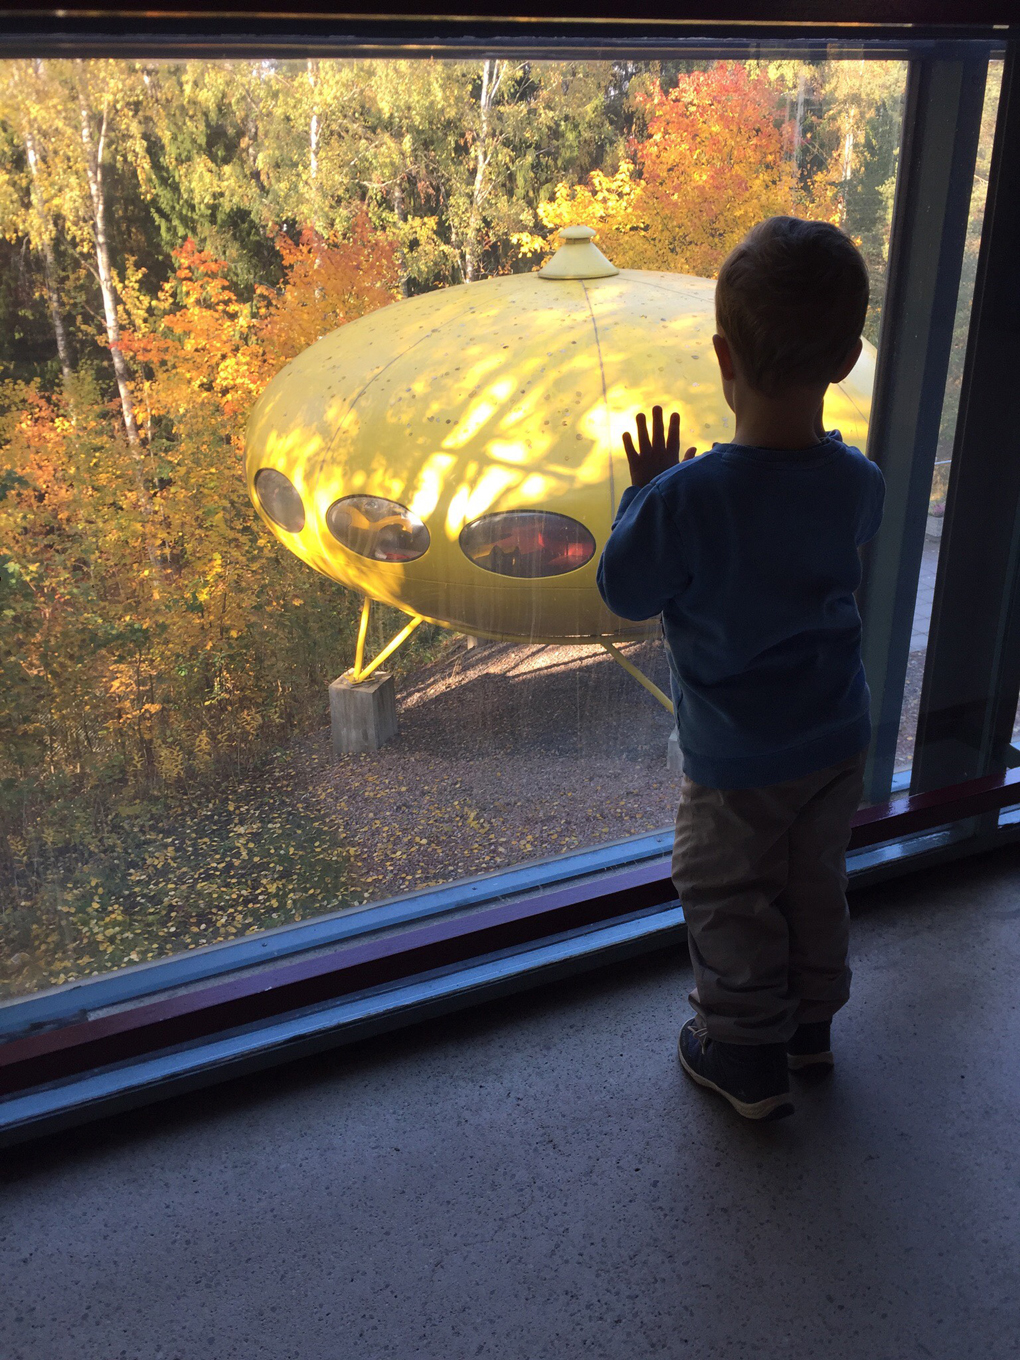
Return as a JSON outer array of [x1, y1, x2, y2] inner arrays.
[[536, 160, 648, 258]]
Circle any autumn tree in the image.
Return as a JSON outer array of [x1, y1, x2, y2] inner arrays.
[[533, 63, 835, 277], [0, 221, 400, 843], [142, 60, 281, 297], [253, 58, 631, 290]]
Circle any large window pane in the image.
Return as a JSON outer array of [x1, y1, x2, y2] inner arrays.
[[0, 52, 912, 1000]]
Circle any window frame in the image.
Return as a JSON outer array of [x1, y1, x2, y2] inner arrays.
[[2, 6, 1018, 1146]]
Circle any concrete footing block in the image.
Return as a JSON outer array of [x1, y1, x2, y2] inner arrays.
[[329, 671, 398, 755], [667, 728, 683, 774]]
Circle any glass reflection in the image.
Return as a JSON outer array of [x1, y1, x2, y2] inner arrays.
[[255, 468, 306, 532], [326, 495, 430, 562], [460, 510, 597, 578]]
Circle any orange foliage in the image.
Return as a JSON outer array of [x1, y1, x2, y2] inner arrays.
[[537, 63, 836, 277], [122, 213, 399, 422], [0, 215, 400, 828], [257, 219, 399, 367]]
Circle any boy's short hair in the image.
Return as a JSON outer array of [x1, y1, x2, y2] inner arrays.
[[715, 217, 869, 397]]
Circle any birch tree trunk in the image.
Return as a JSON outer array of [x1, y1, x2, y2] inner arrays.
[[74, 62, 141, 451], [23, 123, 74, 391], [793, 70, 807, 169], [462, 58, 504, 284], [306, 59, 325, 300], [839, 124, 855, 226], [73, 63, 162, 578], [307, 59, 320, 231], [392, 177, 410, 298]]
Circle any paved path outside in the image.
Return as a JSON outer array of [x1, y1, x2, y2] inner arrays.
[[910, 534, 942, 652]]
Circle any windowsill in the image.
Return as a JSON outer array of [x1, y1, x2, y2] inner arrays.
[[3, 768, 1020, 1147], [0, 828, 676, 1044]]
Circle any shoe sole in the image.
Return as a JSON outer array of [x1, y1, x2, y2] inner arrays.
[[677, 1038, 795, 1121], [787, 1051, 835, 1071]]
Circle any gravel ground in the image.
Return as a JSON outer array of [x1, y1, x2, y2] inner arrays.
[[292, 637, 681, 903], [285, 635, 936, 909]]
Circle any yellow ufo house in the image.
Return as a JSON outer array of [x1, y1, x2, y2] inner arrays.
[[245, 226, 875, 698]]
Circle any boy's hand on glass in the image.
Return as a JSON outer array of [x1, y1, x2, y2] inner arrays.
[[622, 405, 696, 489]]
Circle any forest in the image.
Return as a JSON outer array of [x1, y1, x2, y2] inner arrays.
[[0, 55, 913, 993]]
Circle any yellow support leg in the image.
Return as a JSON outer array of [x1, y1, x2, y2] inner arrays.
[[599, 640, 674, 714], [352, 595, 372, 681], [347, 607, 425, 685]]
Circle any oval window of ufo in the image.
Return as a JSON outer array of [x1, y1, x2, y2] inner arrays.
[[254, 468, 305, 533], [326, 495, 431, 562], [459, 510, 597, 578]]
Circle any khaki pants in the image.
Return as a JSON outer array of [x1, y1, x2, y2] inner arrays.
[[671, 750, 867, 1045]]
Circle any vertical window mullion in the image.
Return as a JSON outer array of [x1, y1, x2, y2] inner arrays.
[[858, 49, 988, 804], [912, 42, 1020, 794]]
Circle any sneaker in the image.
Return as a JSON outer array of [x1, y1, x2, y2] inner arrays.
[[787, 1022, 834, 1072], [677, 1018, 794, 1121]]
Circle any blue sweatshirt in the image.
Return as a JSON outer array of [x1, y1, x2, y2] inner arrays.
[[596, 433, 885, 789]]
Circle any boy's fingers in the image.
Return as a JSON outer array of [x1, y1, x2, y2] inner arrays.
[[683, 446, 697, 462], [622, 430, 637, 466], [635, 411, 650, 455], [667, 411, 681, 458], [652, 405, 665, 450]]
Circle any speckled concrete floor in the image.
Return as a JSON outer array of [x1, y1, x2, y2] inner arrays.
[[3, 846, 1020, 1360]]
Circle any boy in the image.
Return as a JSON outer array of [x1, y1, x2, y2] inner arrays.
[[597, 216, 884, 1122]]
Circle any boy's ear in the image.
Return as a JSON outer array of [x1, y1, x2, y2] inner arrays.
[[712, 332, 736, 381], [833, 337, 863, 383]]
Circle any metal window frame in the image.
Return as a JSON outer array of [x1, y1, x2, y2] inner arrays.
[[0, 1, 1015, 60], [858, 52, 990, 803], [911, 43, 1020, 793], [2, 14, 1019, 1146]]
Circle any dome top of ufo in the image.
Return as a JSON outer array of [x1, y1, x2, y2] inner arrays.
[[537, 225, 619, 279]]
